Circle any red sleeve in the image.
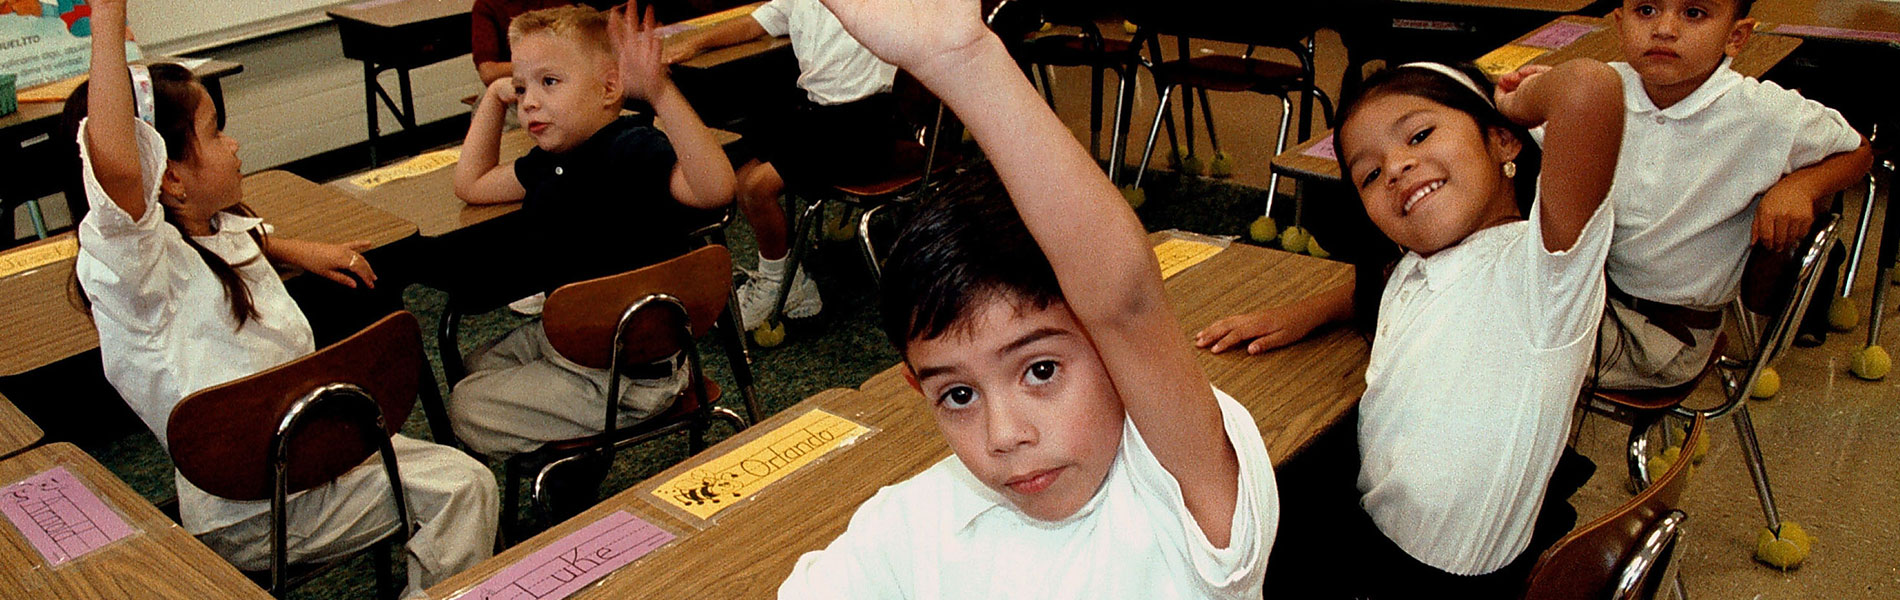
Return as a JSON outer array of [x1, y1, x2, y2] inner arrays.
[[470, 0, 508, 65]]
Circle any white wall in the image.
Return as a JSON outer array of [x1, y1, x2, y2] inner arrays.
[[203, 22, 481, 175]]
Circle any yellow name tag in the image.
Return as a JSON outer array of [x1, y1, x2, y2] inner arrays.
[[0, 237, 77, 278], [648, 408, 870, 521], [347, 148, 461, 190], [1154, 238, 1224, 279]]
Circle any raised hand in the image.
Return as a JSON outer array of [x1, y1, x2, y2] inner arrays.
[[610, 2, 672, 103], [816, 0, 991, 78]]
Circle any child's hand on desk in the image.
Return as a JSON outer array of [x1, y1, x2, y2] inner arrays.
[[1752, 184, 1818, 253], [611, 2, 673, 103], [817, 0, 989, 78], [273, 239, 378, 289], [1195, 305, 1324, 355]]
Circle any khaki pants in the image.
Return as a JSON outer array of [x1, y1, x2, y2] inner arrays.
[[1593, 295, 1724, 390], [198, 435, 499, 599], [448, 320, 687, 458]]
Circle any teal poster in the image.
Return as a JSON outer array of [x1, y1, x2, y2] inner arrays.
[[2, 0, 141, 90]]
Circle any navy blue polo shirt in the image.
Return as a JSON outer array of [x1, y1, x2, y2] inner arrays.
[[514, 114, 700, 292]]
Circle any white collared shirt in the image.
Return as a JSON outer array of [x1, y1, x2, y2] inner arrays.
[[780, 389, 1278, 599], [1604, 59, 1862, 307], [75, 118, 315, 535], [1359, 196, 1613, 575], [750, 0, 897, 105]]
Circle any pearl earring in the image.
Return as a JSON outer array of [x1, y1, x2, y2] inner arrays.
[[1502, 161, 1517, 178]]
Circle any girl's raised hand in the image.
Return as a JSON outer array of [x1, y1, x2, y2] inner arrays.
[[816, 0, 990, 77]]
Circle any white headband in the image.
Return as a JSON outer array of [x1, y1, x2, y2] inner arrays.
[[1396, 62, 1494, 108], [127, 65, 156, 127]]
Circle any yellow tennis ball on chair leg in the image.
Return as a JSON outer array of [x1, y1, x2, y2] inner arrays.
[[1208, 151, 1236, 178], [1750, 367, 1781, 399], [1828, 298, 1859, 331], [1249, 216, 1278, 244], [1754, 521, 1814, 570], [1120, 186, 1146, 209], [1305, 236, 1330, 259], [1180, 153, 1207, 176], [1280, 226, 1309, 254], [752, 321, 786, 348], [1123, 20, 1138, 34], [1851, 346, 1891, 380]]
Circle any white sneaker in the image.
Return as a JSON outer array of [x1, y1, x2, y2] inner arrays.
[[737, 267, 823, 330], [508, 292, 547, 316]]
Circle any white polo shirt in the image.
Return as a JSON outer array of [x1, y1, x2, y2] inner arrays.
[[1358, 197, 1613, 575], [751, 0, 897, 105], [1604, 59, 1862, 307], [76, 119, 316, 535], [780, 388, 1278, 599]]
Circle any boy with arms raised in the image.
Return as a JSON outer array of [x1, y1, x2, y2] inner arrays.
[[778, 0, 1278, 597]]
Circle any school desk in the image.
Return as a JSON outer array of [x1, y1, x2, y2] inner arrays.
[[1751, 0, 1900, 43], [425, 240, 1366, 600], [1270, 15, 1805, 183], [0, 393, 42, 460], [328, 0, 476, 167], [0, 443, 272, 599], [0, 171, 417, 377]]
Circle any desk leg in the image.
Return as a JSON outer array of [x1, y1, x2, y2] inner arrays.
[[365, 62, 382, 167]]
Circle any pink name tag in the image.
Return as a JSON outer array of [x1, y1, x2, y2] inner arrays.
[[1520, 22, 1599, 49], [1, 466, 136, 567], [1773, 24, 1900, 44], [451, 511, 675, 600], [1301, 134, 1337, 160]]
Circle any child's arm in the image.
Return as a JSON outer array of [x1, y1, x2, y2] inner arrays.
[[263, 238, 378, 289], [453, 77, 528, 205], [1495, 59, 1624, 252], [663, 12, 769, 64], [822, 0, 1240, 546], [616, 4, 736, 209], [1753, 138, 1873, 252], [1196, 281, 1352, 355], [82, 0, 147, 220]]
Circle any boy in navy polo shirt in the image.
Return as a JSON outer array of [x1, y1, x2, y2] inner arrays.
[[449, 4, 736, 481]]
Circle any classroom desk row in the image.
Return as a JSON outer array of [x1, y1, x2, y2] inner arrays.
[[1269, 14, 1809, 183], [427, 236, 1368, 599]]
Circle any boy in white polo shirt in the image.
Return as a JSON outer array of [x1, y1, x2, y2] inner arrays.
[[1594, 0, 1871, 389], [666, 0, 906, 330], [777, 0, 1278, 597]]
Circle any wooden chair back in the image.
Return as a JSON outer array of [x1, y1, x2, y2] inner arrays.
[[1523, 415, 1705, 600], [168, 311, 422, 502], [542, 245, 732, 370]]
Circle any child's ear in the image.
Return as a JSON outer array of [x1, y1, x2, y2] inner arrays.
[[1726, 17, 1757, 57], [158, 163, 190, 207], [601, 61, 622, 108], [1485, 125, 1523, 165]]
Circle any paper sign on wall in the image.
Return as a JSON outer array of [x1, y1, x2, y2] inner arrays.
[[2, 1, 142, 90]]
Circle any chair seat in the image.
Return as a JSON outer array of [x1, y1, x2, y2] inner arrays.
[[833, 141, 960, 199], [1593, 334, 1728, 412], [1152, 55, 1304, 93], [1020, 34, 1136, 67], [541, 379, 722, 454]]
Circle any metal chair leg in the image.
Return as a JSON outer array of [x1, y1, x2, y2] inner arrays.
[[857, 202, 890, 281], [767, 198, 825, 327], [1197, 87, 1219, 157], [1840, 175, 1877, 299], [1107, 66, 1136, 185], [1088, 65, 1106, 160], [1730, 403, 1784, 532], [1264, 95, 1293, 218], [24, 199, 48, 239], [1133, 86, 1177, 189], [1627, 413, 1661, 492], [1037, 64, 1057, 108]]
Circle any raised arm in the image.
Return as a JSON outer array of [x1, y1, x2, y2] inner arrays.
[[1495, 59, 1623, 252], [664, 12, 769, 64], [83, 0, 147, 220], [454, 77, 527, 205], [821, 0, 1238, 546], [615, 3, 735, 209]]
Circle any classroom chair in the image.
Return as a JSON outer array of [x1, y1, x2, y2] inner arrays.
[[444, 245, 750, 538], [167, 310, 449, 598], [1125, 4, 1335, 215], [1584, 213, 1840, 562], [1523, 415, 1704, 600], [1006, 0, 1146, 181], [752, 83, 961, 346]]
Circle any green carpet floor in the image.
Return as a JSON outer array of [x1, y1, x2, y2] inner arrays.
[[79, 165, 1333, 598]]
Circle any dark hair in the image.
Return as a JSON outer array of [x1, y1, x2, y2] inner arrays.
[[62, 63, 264, 328], [879, 168, 1064, 356], [1734, 0, 1757, 19], [1330, 62, 1543, 334]]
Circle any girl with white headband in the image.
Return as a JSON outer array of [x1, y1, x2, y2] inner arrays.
[[1201, 60, 1625, 596], [65, 2, 499, 596]]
